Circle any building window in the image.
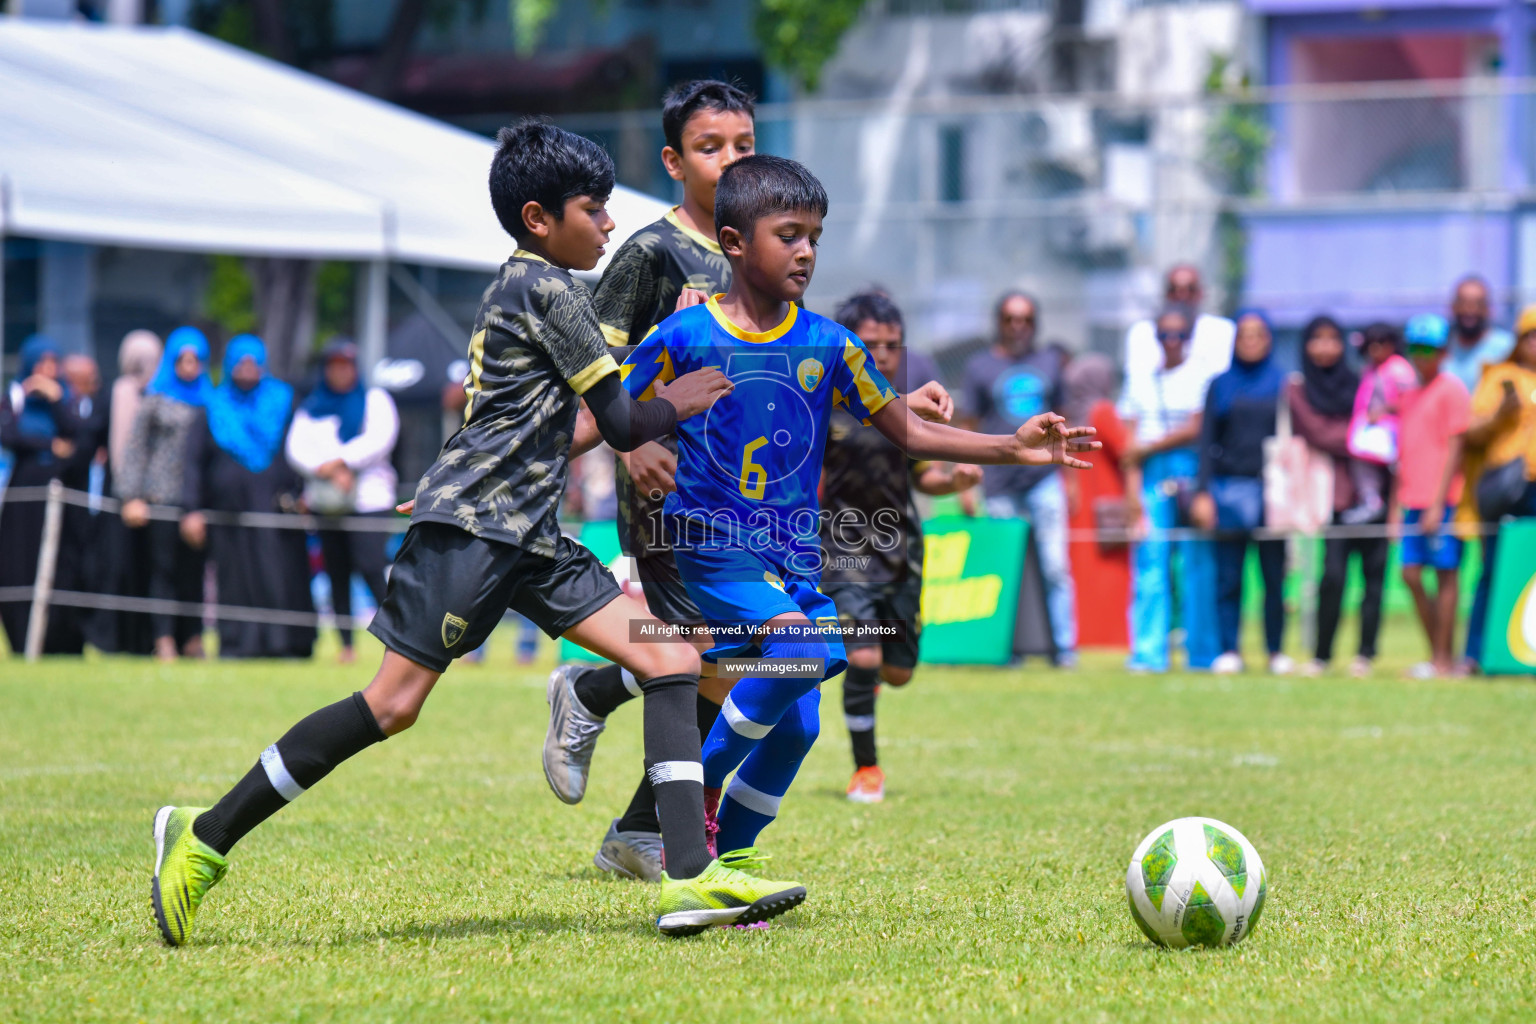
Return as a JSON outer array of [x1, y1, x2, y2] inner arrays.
[[940, 124, 966, 204]]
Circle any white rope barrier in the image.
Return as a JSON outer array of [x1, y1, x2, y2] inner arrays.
[[0, 486, 408, 532]]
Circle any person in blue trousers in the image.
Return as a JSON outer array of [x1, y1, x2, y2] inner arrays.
[[1119, 304, 1220, 672]]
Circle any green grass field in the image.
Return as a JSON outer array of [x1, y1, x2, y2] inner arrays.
[[4, 622, 1535, 1023]]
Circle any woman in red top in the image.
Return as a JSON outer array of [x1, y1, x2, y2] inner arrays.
[[1063, 353, 1130, 648]]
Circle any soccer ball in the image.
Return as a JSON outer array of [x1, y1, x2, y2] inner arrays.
[[1125, 816, 1267, 949]]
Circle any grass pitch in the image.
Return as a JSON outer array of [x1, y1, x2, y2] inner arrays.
[[3, 624, 1535, 1023]]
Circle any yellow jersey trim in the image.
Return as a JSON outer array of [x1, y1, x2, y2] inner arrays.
[[841, 338, 897, 417], [705, 295, 798, 345], [600, 323, 630, 348], [569, 353, 620, 395], [665, 207, 723, 254], [463, 328, 487, 424], [512, 248, 551, 265]]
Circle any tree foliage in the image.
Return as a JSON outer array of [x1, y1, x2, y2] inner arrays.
[[754, 0, 867, 93]]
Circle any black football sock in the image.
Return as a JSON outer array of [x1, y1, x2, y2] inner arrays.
[[192, 692, 386, 855], [640, 672, 711, 878], [574, 663, 642, 719], [616, 692, 721, 835], [843, 665, 880, 769], [616, 773, 660, 835]]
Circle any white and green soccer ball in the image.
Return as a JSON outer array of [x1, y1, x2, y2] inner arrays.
[[1125, 816, 1267, 948]]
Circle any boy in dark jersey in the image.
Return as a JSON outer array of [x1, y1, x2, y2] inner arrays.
[[540, 80, 756, 882], [822, 291, 980, 804], [148, 122, 808, 943]]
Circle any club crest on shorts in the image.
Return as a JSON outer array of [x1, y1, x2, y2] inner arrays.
[[763, 571, 787, 593], [441, 612, 469, 648], [797, 358, 824, 392]]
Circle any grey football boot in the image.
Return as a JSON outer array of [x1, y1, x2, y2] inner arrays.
[[542, 664, 607, 804], [593, 818, 664, 882]]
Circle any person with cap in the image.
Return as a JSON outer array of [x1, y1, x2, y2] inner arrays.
[[285, 337, 400, 663], [1394, 313, 1472, 679], [1461, 304, 1536, 670]]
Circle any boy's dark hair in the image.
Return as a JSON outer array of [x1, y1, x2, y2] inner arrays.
[[661, 79, 756, 154], [489, 119, 615, 243], [715, 154, 828, 242], [835, 289, 903, 336], [1359, 321, 1401, 353]]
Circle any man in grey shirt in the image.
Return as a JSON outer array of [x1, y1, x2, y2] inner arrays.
[[960, 291, 1075, 665]]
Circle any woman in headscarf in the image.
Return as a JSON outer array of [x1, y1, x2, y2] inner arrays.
[[118, 326, 214, 661], [0, 334, 83, 654], [183, 334, 314, 659], [87, 330, 164, 655], [286, 337, 400, 663], [1118, 304, 1221, 672], [1285, 316, 1384, 678], [1190, 310, 1290, 675], [1060, 351, 1130, 648]]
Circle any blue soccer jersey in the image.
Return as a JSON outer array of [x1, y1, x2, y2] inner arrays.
[[620, 296, 897, 576]]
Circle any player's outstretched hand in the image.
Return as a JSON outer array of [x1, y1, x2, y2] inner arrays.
[[907, 380, 954, 423], [674, 287, 711, 312], [1013, 413, 1099, 469], [654, 367, 733, 419], [396, 499, 415, 515]]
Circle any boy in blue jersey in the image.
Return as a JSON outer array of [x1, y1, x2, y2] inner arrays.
[[609, 154, 1098, 861]]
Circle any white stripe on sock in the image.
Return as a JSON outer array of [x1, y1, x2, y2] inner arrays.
[[844, 713, 876, 733], [620, 668, 643, 698], [647, 760, 704, 785], [725, 777, 782, 818], [260, 744, 305, 801], [721, 696, 773, 739]]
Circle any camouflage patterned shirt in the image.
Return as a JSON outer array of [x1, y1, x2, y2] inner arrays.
[[410, 250, 618, 556], [591, 208, 732, 560]]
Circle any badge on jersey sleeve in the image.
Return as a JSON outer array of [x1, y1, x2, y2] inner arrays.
[[797, 358, 824, 392]]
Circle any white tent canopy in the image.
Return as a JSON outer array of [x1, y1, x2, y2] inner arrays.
[[0, 19, 668, 271]]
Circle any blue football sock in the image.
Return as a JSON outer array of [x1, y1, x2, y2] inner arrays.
[[701, 637, 828, 789], [716, 689, 821, 853]]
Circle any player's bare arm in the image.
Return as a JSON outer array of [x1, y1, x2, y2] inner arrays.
[[870, 399, 1098, 468], [570, 366, 733, 460], [905, 380, 954, 423], [914, 462, 982, 497]]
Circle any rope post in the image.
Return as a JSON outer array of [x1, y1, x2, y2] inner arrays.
[[24, 478, 66, 661]]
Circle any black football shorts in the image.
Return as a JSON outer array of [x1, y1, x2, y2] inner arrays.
[[370, 522, 621, 672]]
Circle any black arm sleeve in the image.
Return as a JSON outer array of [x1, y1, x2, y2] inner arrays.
[[583, 372, 677, 453]]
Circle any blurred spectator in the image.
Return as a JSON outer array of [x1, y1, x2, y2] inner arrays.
[[1396, 314, 1470, 679], [185, 334, 314, 659], [0, 335, 83, 655], [1445, 275, 1514, 393], [1345, 323, 1417, 525], [118, 326, 213, 662], [93, 330, 162, 655], [59, 353, 108, 652], [1191, 311, 1289, 675], [1462, 304, 1536, 670], [1120, 304, 1220, 672], [959, 291, 1076, 665], [286, 338, 399, 663], [1061, 352, 1130, 649], [1123, 265, 1235, 384], [1288, 316, 1385, 678]]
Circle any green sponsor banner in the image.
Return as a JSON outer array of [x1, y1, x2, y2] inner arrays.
[[1480, 519, 1536, 675], [559, 520, 623, 664], [918, 516, 1029, 665]]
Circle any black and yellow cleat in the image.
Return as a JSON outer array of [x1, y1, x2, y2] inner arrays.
[[655, 848, 806, 937]]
